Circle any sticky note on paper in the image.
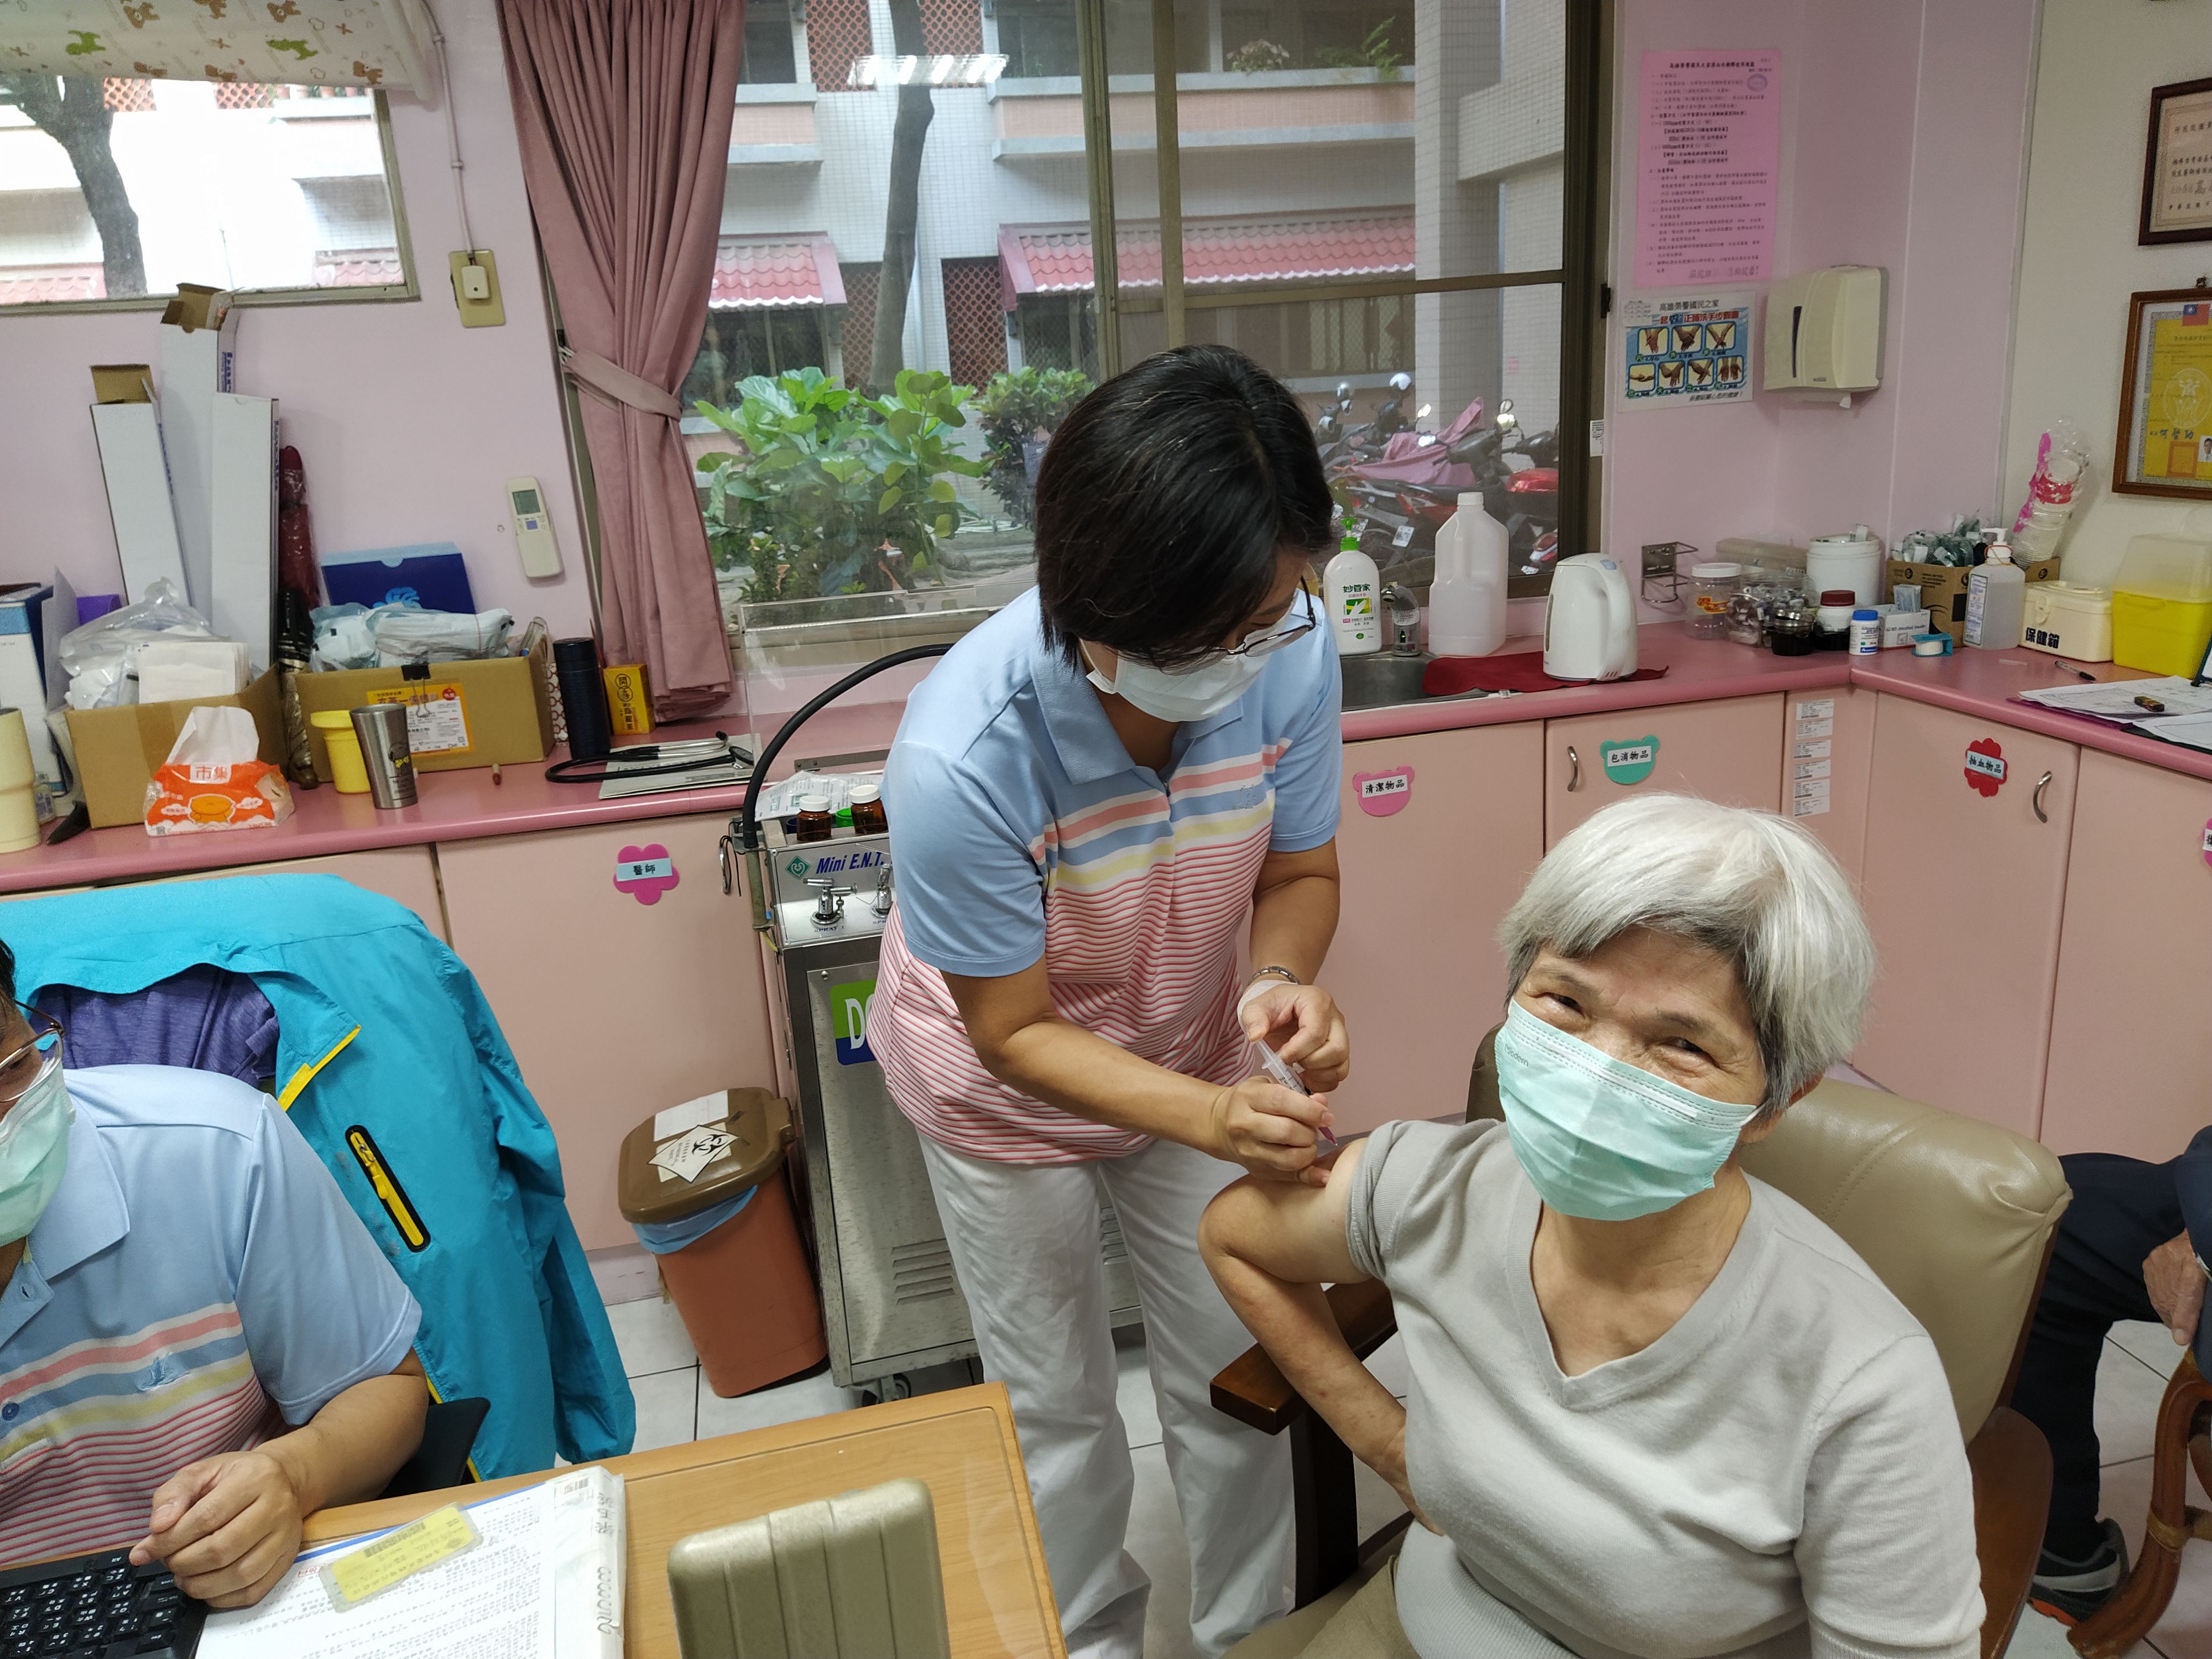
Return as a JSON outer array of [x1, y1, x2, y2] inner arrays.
[[320, 1505, 478, 1612]]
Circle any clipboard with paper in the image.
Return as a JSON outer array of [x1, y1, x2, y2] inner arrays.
[[196, 1466, 625, 1659]]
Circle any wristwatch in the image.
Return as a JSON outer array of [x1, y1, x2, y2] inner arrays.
[[1249, 966, 1301, 989]]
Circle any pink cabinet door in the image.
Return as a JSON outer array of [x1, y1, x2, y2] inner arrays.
[[1853, 695, 2077, 1136], [152, 847, 448, 940], [1543, 695, 1783, 847], [1326, 723, 1544, 1135], [2042, 751, 2212, 1160], [1780, 687, 1876, 889], [439, 813, 775, 1250]]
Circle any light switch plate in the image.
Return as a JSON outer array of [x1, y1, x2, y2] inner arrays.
[[448, 249, 505, 328]]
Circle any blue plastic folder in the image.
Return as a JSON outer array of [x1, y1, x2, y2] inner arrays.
[[321, 543, 476, 614]]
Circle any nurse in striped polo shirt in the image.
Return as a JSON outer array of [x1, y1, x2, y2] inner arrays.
[[875, 345, 1348, 1659]]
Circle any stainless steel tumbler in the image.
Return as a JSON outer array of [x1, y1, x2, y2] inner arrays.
[[349, 704, 418, 808]]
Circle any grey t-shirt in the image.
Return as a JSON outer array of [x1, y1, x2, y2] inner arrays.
[[1345, 1119, 1982, 1659]]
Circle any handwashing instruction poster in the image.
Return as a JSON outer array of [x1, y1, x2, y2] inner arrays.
[[1637, 51, 1780, 288], [1623, 292, 1755, 407]]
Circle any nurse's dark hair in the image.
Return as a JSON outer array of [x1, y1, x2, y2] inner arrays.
[[1034, 345, 1333, 671], [0, 940, 13, 1007]]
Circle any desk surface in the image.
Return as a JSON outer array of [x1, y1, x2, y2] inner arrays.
[[303, 1384, 1066, 1659]]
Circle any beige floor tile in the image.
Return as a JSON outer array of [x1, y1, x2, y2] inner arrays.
[[606, 1293, 698, 1380], [629, 1365, 699, 1452], [2101, 1341, 2182, 1467]]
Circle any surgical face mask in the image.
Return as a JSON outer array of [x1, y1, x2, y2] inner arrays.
[[0, 1050, 71, 1247], [1494, 999, 1759, 1222], [1083, 595, 1315, 724]]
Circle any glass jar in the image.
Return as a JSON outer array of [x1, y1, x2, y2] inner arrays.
[[1686, 562, 1742, 638], [1725, 590, 1767, 647], [1814, 589, 1857, 652], [1769, 596, 1816, 656], [849, 782, 888, 836], [794, 792, 836, 843]]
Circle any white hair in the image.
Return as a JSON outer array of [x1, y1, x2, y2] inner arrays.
[[1498, 795, 1875, 1114]]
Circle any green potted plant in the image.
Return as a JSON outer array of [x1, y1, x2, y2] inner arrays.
[[968, 366, 1092, 528], [695, 366, 986, 603]]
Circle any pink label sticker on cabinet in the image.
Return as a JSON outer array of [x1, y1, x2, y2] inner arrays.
[[614, 843, 680, 905], [1964, 739, 2007, 797], [1354, 767, 1414, 817], [2203, 820, 2212, 868]]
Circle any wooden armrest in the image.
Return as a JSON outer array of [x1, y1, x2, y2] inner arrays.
[[1210, 1279, 1397, 1434], [1968, 1405, 2051, 1659]]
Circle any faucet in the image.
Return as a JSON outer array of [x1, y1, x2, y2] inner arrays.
[[1381, 585, 1422, 655], [807, 878, 854, 927]]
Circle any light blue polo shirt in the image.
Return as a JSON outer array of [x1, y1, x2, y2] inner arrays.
[[0, 1066, 420, 1563], [874, 587, 1344, 1160]]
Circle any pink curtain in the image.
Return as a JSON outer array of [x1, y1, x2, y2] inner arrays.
[[499, 0, 744, 719]]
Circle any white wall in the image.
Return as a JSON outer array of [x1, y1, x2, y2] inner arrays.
[[2004, 0, 2212, 587]]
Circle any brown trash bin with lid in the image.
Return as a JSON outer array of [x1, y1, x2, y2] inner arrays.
[[618, 1088, 827, 1399]]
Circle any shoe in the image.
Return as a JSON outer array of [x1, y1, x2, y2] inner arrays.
[[2030, 1518, 2128, 1626]]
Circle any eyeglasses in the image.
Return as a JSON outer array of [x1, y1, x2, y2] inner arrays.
[[1222, 590, 1320, 660], [0, 1005, 62, 1108]]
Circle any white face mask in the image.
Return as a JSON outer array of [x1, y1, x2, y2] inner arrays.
[[0, 1052, 72, 1248], [1086, 649, 1270, 723]]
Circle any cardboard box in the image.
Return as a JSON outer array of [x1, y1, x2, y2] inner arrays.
[[158, 285, 238, 617], [1887, 557, 2059, 647], [66, 666, 283, 828], [293, 634, 554, 782]]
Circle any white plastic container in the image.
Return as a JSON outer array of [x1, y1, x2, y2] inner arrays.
[[1849, 609, 1881, 655], [1964, 541, 2026, 650], [1428, 492, 1507, 657], [2020, 582, 2113, 662], [1323, 531, 1381, 656], [1806, 526, 1883, 607]]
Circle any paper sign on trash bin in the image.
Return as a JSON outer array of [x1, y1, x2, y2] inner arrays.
[[651, 1126, 735, 1183]]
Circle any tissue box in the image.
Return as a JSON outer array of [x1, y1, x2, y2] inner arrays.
[[144, 758, 293, 835], [67, 667, 283, 828]]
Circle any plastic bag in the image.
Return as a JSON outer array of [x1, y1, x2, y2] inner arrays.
[[2011, 420, 2090, 562], [58, 580, 221, 710]]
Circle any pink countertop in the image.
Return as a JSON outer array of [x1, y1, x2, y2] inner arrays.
[[6, 629, 2203, 893]]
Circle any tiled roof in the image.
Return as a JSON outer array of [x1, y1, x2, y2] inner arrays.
[[0, 264, 105, 306], [999, 210, 1416, 301], [315, 251, 405, 288], [710, 234, 847, 308]]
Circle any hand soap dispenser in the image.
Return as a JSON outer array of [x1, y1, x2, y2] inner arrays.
[[1324, 526, 1381, 656]]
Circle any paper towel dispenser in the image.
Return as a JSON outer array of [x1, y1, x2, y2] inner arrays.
[[1764, 266, 1886, 405]]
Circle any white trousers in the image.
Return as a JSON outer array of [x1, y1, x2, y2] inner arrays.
[[917, 1134, 1295, 1659]]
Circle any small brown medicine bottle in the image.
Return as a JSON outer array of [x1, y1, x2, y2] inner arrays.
[[794, 792, 836, 843], [849, 782, 888, 836]]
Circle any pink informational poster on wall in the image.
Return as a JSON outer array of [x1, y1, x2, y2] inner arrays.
[[1636, 50, 1781, 289]]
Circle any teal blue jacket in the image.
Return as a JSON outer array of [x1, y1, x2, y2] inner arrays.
[[6, 875, 635, 1478]]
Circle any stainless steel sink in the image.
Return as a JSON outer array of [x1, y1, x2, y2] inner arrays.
[[1340, 652, 1496, 712]]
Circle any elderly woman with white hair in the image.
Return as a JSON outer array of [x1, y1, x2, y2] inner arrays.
[[1200, 795, 1983, 1658]]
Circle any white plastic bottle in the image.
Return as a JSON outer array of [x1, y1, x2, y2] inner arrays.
[[1965, 538, 2026, 649], [1323, 528, 1381, 656], [1428, 492, 1507, 656]]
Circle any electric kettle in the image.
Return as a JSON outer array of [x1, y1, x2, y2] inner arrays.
[[1543, 553, 1639, 682]]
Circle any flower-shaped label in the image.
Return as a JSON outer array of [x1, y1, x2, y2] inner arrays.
[[1964, 739, 2007, 797], [614, 844, 680, 905]]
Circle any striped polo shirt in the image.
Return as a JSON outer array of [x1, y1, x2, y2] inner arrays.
[[874, 587, 1342, 1162], [0, 1067, 419, 1564]]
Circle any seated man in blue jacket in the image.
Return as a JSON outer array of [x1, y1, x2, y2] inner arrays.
[[0, 940, 427, 1608], [2015, 1131, 2212, 1623]]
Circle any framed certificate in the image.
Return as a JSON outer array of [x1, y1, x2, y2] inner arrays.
[[2115, 286, 2212, 500], [2141, 77, 2212, 246]]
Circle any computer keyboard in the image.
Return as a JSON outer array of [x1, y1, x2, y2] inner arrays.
[[0, 1548, 205, 1657]]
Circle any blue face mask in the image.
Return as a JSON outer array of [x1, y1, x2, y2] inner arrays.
[[0, 1052, 72, 1248], [1494, 999, 1760, 1222]]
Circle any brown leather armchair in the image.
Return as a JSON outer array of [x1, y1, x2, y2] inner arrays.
[[1212, 1028, 2073, 1659]]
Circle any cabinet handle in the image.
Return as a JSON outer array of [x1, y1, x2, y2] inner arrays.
[[1566, 745, 1581, 792], [2032, 770, 2052, 824], [718, 833, 735, 895]]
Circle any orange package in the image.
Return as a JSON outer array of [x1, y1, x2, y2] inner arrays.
[[144, 759, 295, 836]]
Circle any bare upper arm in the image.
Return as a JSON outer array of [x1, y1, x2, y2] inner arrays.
[[1200, 1137, 1369, 1285], [1255, 838, 1339, 898], [942, 959, 1057, 1066]]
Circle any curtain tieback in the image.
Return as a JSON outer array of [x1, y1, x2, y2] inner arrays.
[[561, 345, 682, 420]]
